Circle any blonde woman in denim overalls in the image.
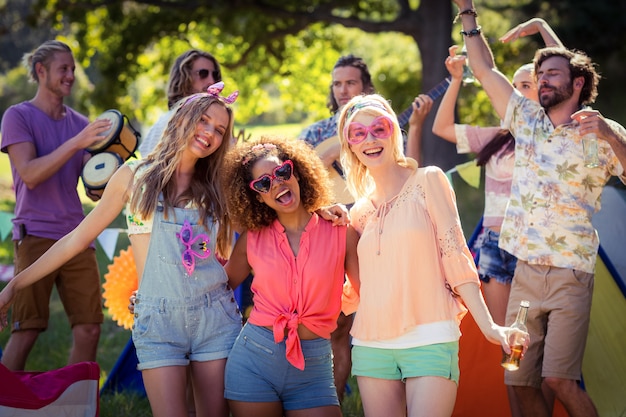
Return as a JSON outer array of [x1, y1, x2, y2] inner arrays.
[[0, 83, 243, 417]]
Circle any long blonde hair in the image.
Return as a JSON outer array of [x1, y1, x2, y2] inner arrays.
[[130, 95, 235, 257], [337, 94, 410, 199]]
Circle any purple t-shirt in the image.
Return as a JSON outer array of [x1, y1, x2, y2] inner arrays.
[[1, 101, 89, 240]]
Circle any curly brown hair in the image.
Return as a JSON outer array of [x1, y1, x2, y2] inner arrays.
[[221, 136, 334, 231]]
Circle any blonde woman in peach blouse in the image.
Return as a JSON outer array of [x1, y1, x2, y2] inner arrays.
[[337, 94, 525, 417]]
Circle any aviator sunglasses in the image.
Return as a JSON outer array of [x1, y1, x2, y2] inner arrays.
[[346, 115, 394, 145], [194, 68, 221, 80], [249, 160, 294, 194]]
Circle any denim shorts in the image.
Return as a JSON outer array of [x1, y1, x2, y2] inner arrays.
[[352, 342, 460, 384], [132, 286, 242, 370], [476, 228, 517, 285], [224, 323, 339, 410]]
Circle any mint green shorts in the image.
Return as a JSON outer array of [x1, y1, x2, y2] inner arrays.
[[352, 342, 459, 383]]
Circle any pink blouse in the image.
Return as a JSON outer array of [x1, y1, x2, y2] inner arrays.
[[246, 213, 347, 370], [344, 164, 480, 344]]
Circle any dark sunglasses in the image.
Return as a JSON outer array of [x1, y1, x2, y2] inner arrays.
[[249, 160, 294, 194], [195, 68, 220, 80]]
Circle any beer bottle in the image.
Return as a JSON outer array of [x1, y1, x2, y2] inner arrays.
[[501, 300, 530, 371]]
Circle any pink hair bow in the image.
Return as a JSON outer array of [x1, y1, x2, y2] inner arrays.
[[206, 81, 239, 104]]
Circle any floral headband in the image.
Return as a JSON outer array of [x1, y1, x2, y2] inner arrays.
[[242, 143, 277, 165], [343, 99, 392, 139], [182, 81, 239, 107], [344, 99, 390, 122]]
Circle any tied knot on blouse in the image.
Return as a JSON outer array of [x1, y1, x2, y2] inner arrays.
[[373, 195, 399, 255], [273, 311, 304, 370]]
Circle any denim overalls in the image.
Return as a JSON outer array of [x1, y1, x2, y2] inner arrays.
[[132, 204, 242, 370]]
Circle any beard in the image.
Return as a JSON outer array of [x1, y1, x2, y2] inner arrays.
[[539, 81, 574, 110], [45, 76, 71, 97]]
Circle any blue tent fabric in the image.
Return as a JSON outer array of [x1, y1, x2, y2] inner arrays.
[[100, 337, 145, 396]]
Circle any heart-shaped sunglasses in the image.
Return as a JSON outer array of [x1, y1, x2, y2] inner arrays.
[[249, 159, 294, 194]]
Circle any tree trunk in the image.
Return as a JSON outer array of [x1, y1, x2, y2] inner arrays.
[[414, 0, 467, 170]]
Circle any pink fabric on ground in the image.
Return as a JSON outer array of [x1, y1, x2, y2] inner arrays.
[[0, 361, 99, 416]]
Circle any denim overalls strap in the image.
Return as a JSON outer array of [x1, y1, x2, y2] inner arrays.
[[137, 203, 230, 301]]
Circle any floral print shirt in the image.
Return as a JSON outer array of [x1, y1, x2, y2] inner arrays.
[[499, 91, 625, 273], [298, 113, 338, 148]]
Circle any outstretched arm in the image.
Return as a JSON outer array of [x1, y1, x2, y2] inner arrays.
[[500, 17, 563, 48], [0, 164, 132, 330], [432, 46, 465, 144], [406, 94, 434, 164], [452, 1, 514, 120]]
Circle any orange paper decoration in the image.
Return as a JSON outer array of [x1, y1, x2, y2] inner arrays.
[[102, 246, 138, 330]]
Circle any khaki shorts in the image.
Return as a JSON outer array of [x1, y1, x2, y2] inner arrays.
[[504, 261, 593, 388], [10, 235, 103, 332]]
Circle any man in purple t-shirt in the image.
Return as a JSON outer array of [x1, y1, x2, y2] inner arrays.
[[0, 40, 110, 370]]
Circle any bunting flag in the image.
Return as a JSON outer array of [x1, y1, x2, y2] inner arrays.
[[0, 264, 14, 282], [446, 160, 482, 189], [0, 211, 14, 241], [97, 228, 122, 261], [456, 160, 481, 189]]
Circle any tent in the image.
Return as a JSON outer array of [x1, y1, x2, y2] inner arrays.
[[452, 183, 626, 416]]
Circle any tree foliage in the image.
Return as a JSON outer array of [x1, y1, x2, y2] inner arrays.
[[1, 0, 625, 170]]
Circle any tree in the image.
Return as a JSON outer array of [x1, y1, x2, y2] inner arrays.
[[2, 0, 624, 169], [1, 0, 469, 169]]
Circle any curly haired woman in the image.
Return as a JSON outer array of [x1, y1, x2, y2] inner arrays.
[[221, 136, 360, 417]]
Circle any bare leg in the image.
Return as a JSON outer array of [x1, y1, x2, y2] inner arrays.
[[228, 400, 283, 417], [286, 405, 342, 417], [1, 329, 39, 370], [68, 323, 101, 364], [542, 380, 555, 415], [190, 359, 229, 417], [186, 367, 196, 417], [357, 376, 406, 417], [142, 366, 188, 417], [406, 376, 457, 417], [330, 312, 354, 401], [513, 385, 551, 417], [508, 380, 555, 417], [544, 377, 598, 417]]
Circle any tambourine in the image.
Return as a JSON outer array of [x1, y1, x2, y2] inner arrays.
[[88, 109, 140, 160], [81, 152, 123, 198]]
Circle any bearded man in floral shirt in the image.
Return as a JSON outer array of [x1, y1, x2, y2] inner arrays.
[[453, 1, 626, 417]]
